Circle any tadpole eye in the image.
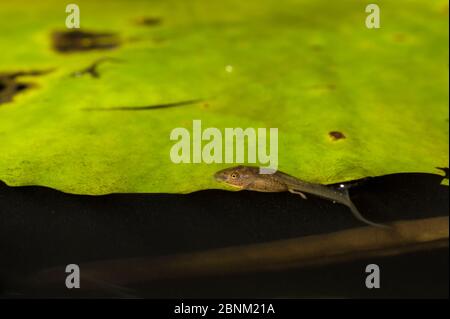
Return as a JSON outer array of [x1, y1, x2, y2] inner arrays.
[[230, 172, 239, 179]]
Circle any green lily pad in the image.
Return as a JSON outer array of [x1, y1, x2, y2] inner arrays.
[[0, 0, 448, 195]]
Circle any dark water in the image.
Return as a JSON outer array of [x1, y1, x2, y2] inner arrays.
[[0, 172, 448, 298]]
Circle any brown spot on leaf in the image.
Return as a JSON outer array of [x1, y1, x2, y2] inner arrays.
[[0, 70, 52, 105], [329, 131, 346, 141], [0, 77, 30, 104], [439, 2, 449, 15], [393, 33, 407, 43], [52, 30, 120, 53], [310, 44, 323, 52], [71, 57, 121, 78], [135, 16, 162, 26], [83, 99, 203, 111]]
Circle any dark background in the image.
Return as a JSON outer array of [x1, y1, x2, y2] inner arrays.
[[0, 171, 448, 298]]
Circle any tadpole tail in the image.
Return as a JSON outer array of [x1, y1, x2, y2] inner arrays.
[[340, 189, 390, 229]]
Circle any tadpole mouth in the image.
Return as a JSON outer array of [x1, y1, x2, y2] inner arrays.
[[213, 171, 226, 181]]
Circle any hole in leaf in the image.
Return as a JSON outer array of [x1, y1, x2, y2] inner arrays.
[[329, 131, 346, 141]]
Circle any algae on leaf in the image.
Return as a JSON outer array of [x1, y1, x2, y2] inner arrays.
[[0, 0, 448, 195]]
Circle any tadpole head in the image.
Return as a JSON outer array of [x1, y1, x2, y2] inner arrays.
[[214, 165, 257, 189]]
